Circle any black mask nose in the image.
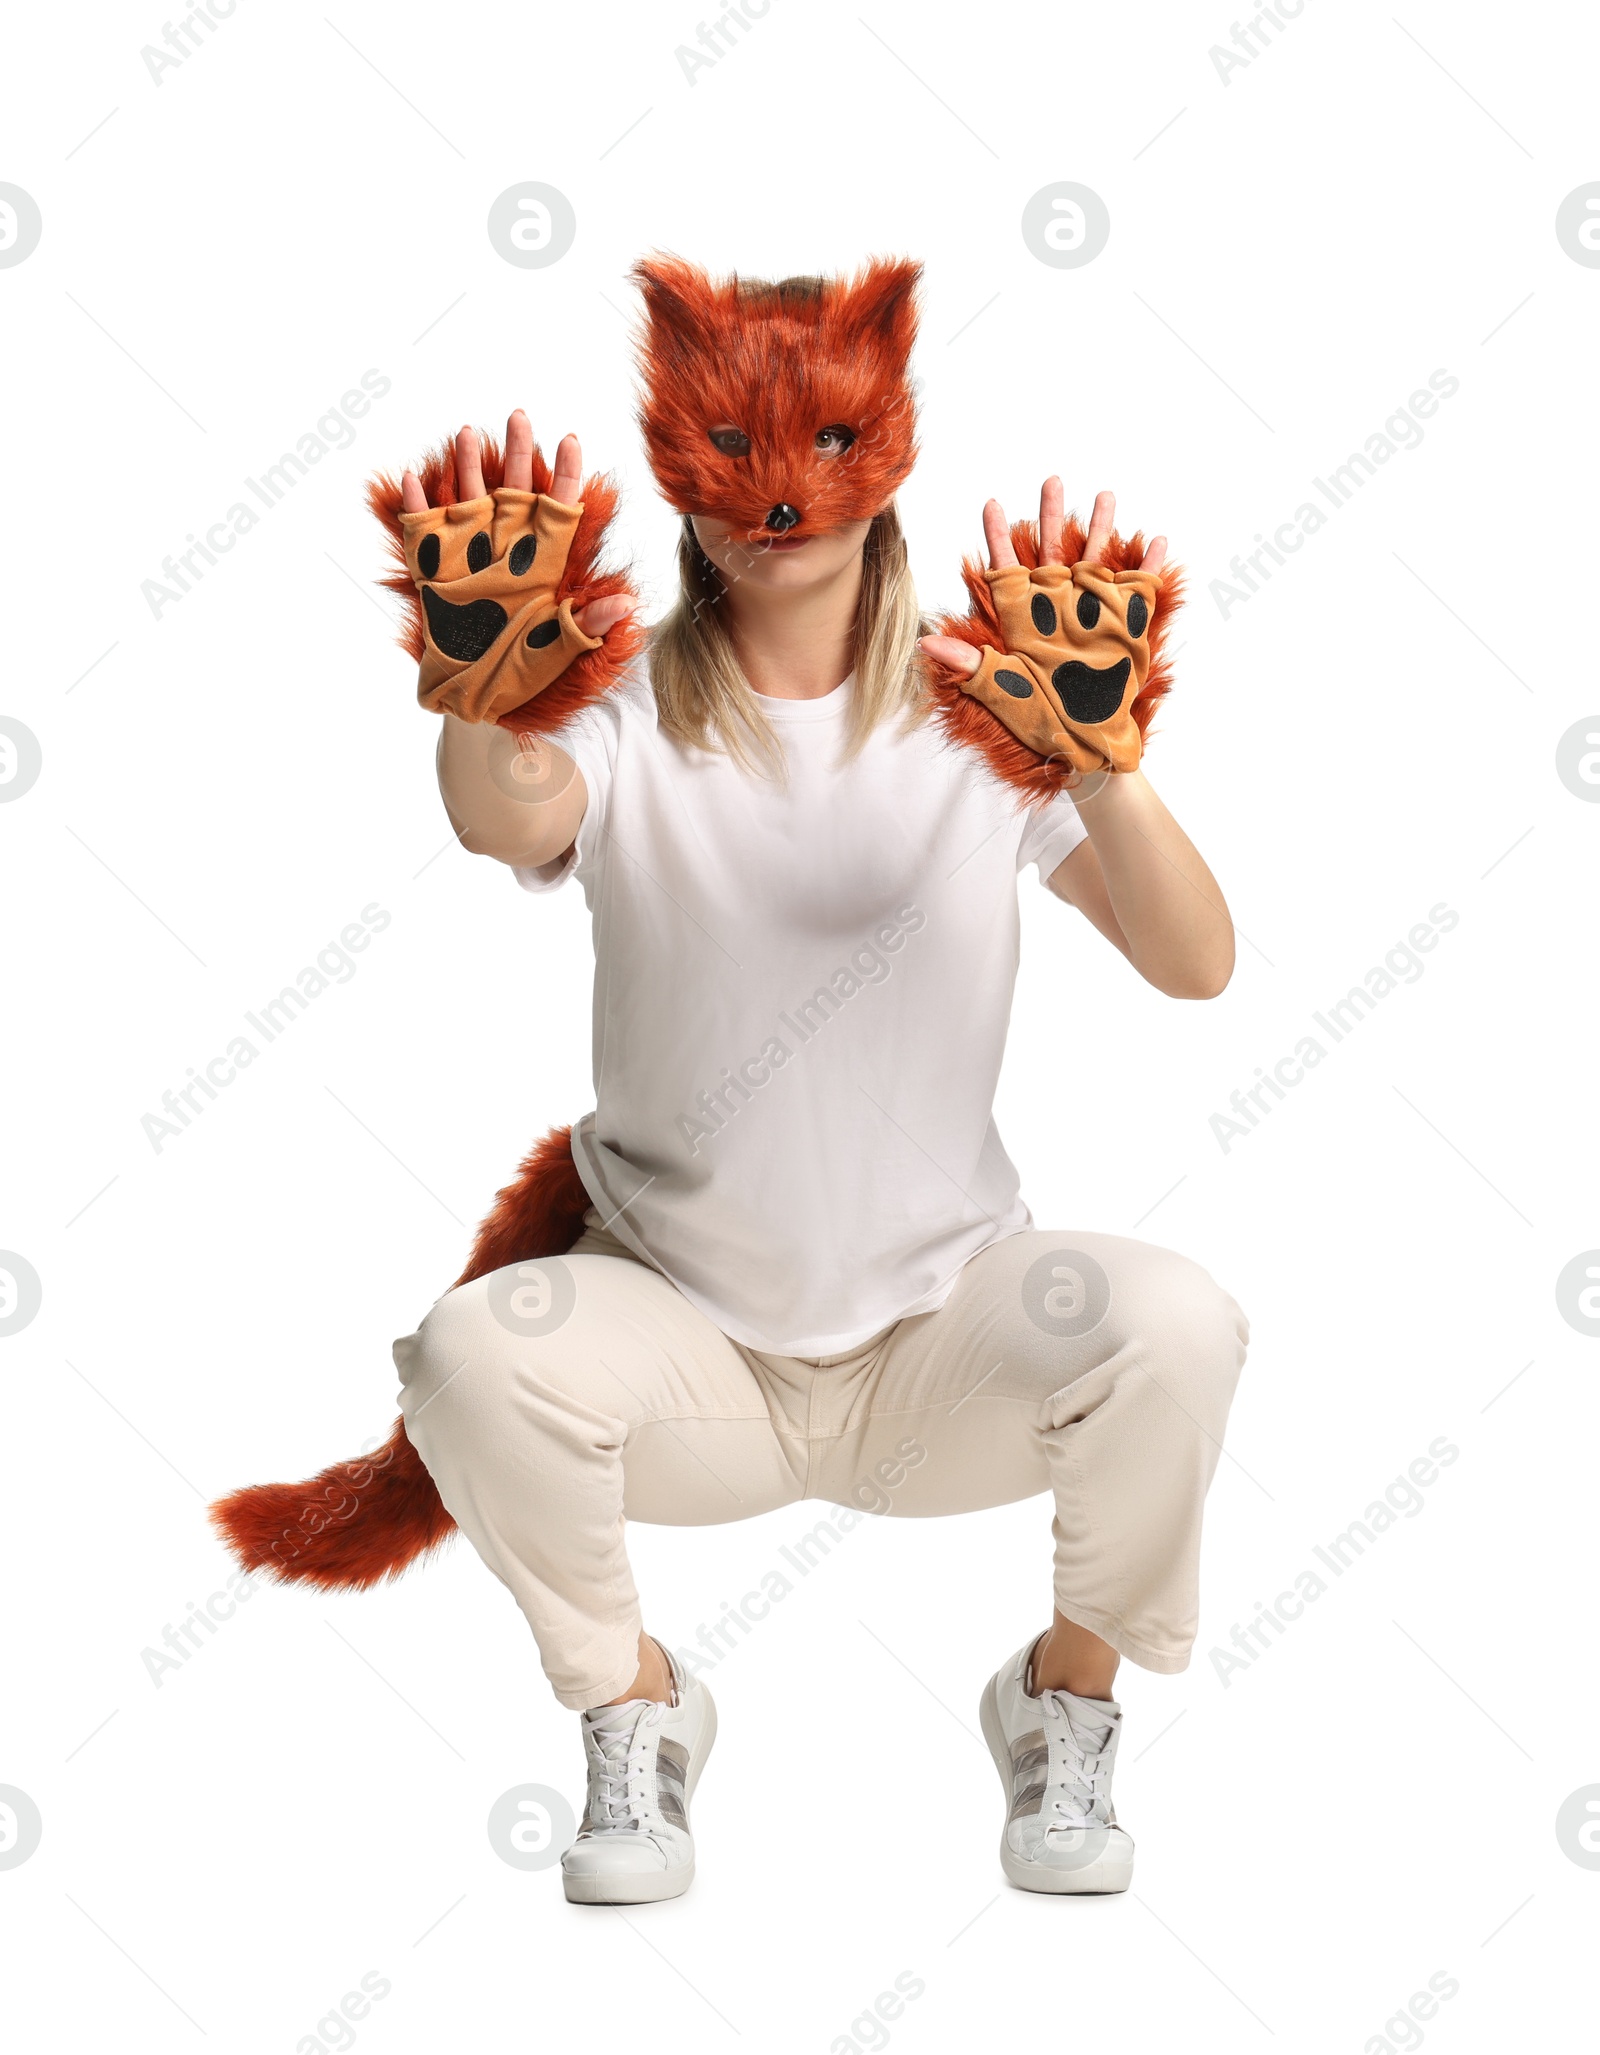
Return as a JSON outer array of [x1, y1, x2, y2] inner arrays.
[[764, 503, 801, 532]]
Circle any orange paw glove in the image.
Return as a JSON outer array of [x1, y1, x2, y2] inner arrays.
[[923, 519, 1182, 792], [961, 560, 1159, 775], [398, 488, 605, 725], [367, 431, 645, 737]]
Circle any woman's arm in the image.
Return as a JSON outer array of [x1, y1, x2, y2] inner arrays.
[[1045, 771, 1234, 999], [406, 414, 631, 870], [436, 717, 588, 868]]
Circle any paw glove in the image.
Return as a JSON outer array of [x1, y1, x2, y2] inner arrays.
[[960, 560, 1160, 776], [397, 488, 606, 725]]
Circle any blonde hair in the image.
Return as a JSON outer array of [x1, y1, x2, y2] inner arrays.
[[649, 501, 930, 776]]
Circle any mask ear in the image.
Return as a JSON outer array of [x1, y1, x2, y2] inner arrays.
[[631, 251, 720, 370], [836, 256, 922, 362]]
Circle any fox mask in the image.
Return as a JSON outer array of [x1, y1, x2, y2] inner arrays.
[[630, 252, 922, 541]]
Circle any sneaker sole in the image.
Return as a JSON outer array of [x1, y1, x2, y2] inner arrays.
[[562, 1861, 696, 1906], [561, 1687, 719, 1907], [979, 1675, 1134, 1896]]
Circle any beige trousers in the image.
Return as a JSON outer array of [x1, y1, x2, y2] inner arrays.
[[394, 1217, 1249, 1710]]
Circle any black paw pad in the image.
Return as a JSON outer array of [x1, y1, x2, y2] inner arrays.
[[1075, 591, 1101, 631], [417, 534, 441, 580], [1030, 594, 1057, 636], [423, 587, 508, 663], [508, 536, 536, 577], [525, 618, 562, 650], [994, 668, 1034, 699], [1126, 592, 1148, 638], [466, 531, 493, 574], [1052, 657, 1131, 726]]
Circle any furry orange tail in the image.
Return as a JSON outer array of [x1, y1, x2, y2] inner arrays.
[[208, 1124, 592, 1588]]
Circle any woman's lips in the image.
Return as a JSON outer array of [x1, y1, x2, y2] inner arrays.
[[757, 534, 810, 552]]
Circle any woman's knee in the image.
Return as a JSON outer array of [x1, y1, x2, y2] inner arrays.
[[395, 1255, 576, 1412], [1127, 1245, 1249, 1418], [396, 1252, 680, 1446], [401, 1249, 605, 1374], [997, 1234, 1247, 1410], [393, 1274, 504, 1429]]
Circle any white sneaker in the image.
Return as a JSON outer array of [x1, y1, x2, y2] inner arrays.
[[979, 1636, 1134, 1894], [561, 1649, 716, 1905]]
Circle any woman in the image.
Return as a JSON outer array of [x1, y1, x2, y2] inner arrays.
[[381, 256, 1247, 1907]]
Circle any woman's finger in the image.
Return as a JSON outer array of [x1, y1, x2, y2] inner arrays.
[[983, 498, 1018, 571], [1080, 489, 1115, 566], [1141, 534, 1168, 574], [1038, 475, 1065, 564], [917, 633, 981, 678], [455, 425, 485, 501], [572, 594, 634, 639], [504, 409, 534, 493], [400, 470, 427, 514], [549, 432, 583, 506]]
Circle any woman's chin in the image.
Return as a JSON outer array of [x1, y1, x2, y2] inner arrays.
[[725, 537, 858, 587]]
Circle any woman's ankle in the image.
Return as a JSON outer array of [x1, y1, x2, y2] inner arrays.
[[1030, 1612, 1120, 1701], [596, 1631, 675, 1707]]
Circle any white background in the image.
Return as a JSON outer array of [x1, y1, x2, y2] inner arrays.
[[4, 0, 1598, 2047]]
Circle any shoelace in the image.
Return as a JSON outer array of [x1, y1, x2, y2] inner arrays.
[[1037, 1689, 1115, 1835], [581, 1700, 665, 1836]]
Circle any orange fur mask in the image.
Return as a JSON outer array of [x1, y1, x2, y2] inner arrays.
[[630, 251, 922, 539]]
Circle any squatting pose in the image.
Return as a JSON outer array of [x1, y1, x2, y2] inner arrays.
[[215, 253, 1249, 1903]]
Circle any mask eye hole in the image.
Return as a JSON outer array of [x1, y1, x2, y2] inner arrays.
[[708, 425, 751, 456], [815, 424, 857, 456]]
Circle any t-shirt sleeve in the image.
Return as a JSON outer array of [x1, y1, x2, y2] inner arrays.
[[510, 671, 633, 896], [1016, 786, 1087, 886]]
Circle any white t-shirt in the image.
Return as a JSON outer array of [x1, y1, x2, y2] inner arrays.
[[515, 657, 1086, 1354]]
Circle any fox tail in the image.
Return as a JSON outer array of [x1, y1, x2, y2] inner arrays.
[[207, 1124, 590, 1589]]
